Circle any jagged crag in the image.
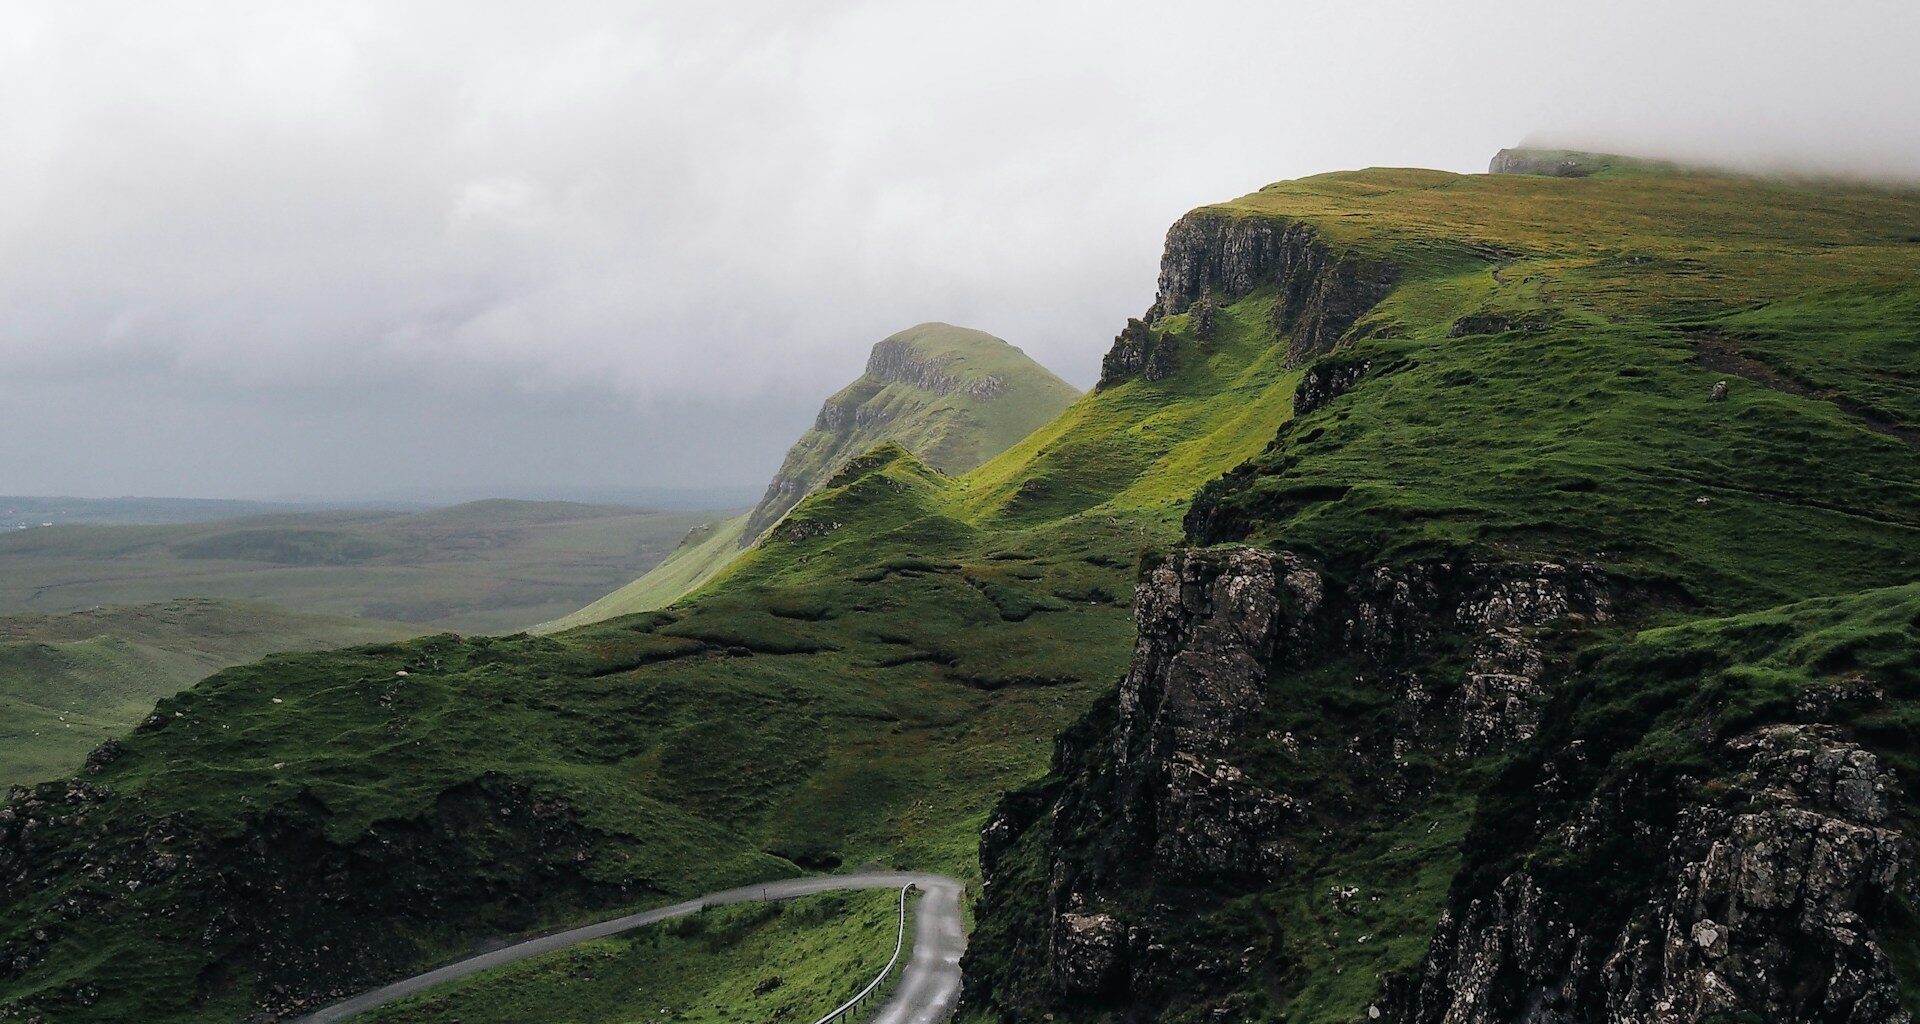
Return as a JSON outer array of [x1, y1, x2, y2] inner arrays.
[[4, 153, 1919, 1023]]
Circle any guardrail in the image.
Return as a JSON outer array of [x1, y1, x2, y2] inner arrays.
[[809, 883, 914, 1024]]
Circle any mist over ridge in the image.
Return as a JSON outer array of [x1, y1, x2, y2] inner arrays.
[[4, 0, 1915, 499]]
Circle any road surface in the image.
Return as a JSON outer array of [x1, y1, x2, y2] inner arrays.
[[287, 871, 966, 1024]]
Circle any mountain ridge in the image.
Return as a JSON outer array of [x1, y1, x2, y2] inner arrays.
[[3, 150, 1918, 1023], [544, 322, 1079, 628]]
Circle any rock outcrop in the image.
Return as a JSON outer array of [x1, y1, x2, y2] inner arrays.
[[1140, 211, 1397, 367], [1396, 724, 1913, 1024], [862, 336, 1007, 398], [1292, 357, 1372, 416], [1489, 148, 1606, 178], [1097, 318, 1181, 390], [964, 547, 1612, 1019]]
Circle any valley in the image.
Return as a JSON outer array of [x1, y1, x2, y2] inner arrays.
[[0, 500, 727, 634]]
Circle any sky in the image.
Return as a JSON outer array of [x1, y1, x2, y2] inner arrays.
[[4, 1, 1917, 503]]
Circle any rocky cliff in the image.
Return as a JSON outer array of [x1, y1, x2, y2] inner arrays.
[[965, 545, 1618, 1020], [1099, 211, 1395, 389], [967, 547, 1918, 1024], [1396, 723, 1911, 1024], [740, 322, 1078, 542]]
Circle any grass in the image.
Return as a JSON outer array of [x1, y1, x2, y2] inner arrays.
[[0, 266, 1292, 1023], [736, 322, 1081, 546], [359, 889, 902, 1024], [554, 324, 1082, 628], [542, 514, 751, 630], [0, 599, 417, 786], [1187, 167, 1920, 614], [964, 159, 1920, 1021]]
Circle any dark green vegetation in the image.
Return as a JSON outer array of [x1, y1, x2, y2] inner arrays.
[[557, 322, 1081, 627], [0, 600, 417, 786], [0, 500, 727, 634], [3, 152, 1918, 1023], [360, 889, 900, 1024]]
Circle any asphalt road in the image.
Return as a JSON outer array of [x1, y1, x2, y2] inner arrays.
[[286, 870, 966, 1024]]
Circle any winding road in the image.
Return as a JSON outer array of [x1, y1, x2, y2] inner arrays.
[[287, 871, 966, 1024]]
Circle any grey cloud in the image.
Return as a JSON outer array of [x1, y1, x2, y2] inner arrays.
[[2, 0, 1915, 498]]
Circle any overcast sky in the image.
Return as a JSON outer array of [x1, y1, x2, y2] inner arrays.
[[4, 1, 1917, 502]]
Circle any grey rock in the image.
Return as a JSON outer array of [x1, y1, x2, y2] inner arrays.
[[1139, 211, 1396, 371], [1398, 724, 1913, 1024], [1293, 358, 1372, 417], [1098, 318, 1181, 389]]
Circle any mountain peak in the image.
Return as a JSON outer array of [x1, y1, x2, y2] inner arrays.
[[747, 324, 1077, 544]]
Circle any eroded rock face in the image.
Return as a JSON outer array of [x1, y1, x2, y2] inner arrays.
[[863, 337, 1004, 397], [1098, 212, 1397, 389], [1098, 318, 1182, 389], [966, 548, 1612, 1016], [1488, 148, 1602, 177], [1293, 358, 1372, 417], [1397, 725, 1913, 1024], [1158, 212, 1397, 363], [1054, 911, 1128, 997]]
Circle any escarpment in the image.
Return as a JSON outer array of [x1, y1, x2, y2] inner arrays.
[[968, 153, 1920, 1022], [1100, 211, 1396, 389], [964, 546, 1615, 1019]]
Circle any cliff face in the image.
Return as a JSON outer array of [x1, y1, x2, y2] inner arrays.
[[739, 322, 1078, 544], [1398, 723, 1912, 1024], [1099, 212, 1395, 389]]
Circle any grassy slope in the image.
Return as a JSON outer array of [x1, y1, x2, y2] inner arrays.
[[0, 599, 419, 786], [361, 889, 901, 1024], [0, 500, 727, 633], [0, 285, 1293, 1023], [1187, 164, 1919, 614], [541, 514, 750, 631], [757, 322, 1081, 501], [553, 323, 1080, 626]]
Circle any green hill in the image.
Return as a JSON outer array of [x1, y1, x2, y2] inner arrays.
[[740, 323, 1080, 542], [545, 323, 1079, 627], [2, 152, 1919, 1023], [0, 599, 419, 786]]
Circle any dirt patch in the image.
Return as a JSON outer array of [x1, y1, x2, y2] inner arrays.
[[1691, 332, 1919, 451]]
